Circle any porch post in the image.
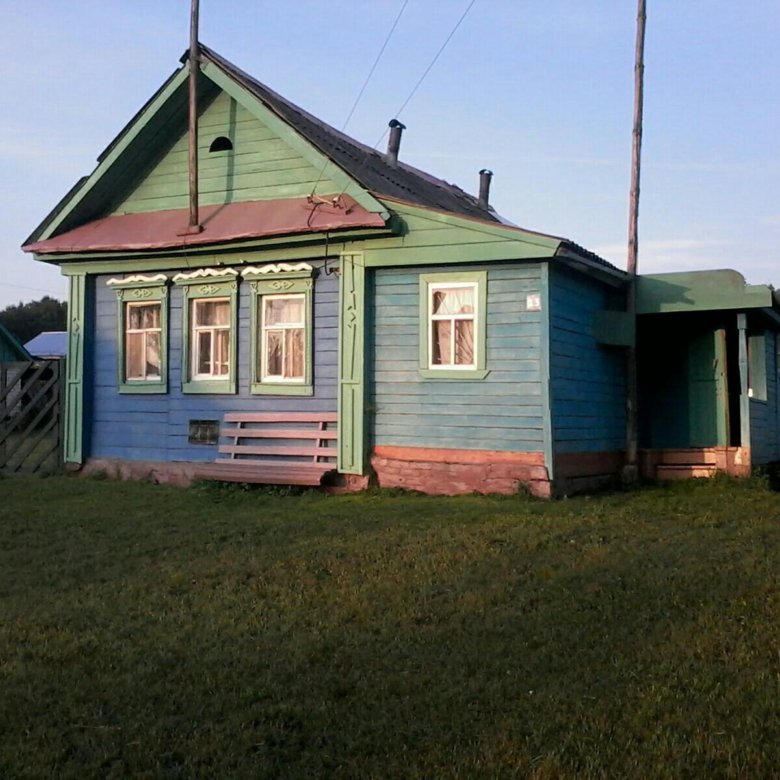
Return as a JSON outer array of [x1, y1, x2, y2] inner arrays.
[[737, 312, 751, 463], [64, 272, 88, 465]]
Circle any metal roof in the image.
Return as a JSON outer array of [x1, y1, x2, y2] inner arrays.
[[24, 331, 67, 358], [23, 196, 386, 255]]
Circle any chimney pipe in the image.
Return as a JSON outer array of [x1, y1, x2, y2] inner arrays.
[[386, 119, 406, 168], [478, 169, 493, 210]]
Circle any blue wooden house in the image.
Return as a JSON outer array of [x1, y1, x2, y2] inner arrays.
[[22, 46, 780, 495]]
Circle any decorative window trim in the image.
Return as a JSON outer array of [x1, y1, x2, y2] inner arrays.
[[175, 270, 238, 394], [108, 276, 169, 394], [418, 271, 489, 380], [245, 266, 314, 396]]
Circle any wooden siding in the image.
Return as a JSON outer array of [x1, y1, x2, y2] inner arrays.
[[549, 266, 626, 454], [113, 91, 340, 215], [89, 265, 338, 463], [370, 264, 545, 452], [749, 330, 780, 464]]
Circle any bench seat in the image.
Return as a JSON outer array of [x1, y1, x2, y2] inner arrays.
[[193, 411, 338, 486]]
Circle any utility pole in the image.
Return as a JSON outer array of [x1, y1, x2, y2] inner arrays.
[[624, 0, 646, 482], [187, 0, 202, 232]]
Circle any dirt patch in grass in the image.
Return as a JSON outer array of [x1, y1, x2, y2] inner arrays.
[[1, 475, 780, 778]]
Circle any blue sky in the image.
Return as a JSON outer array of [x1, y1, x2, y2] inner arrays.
[[2, 0, 778, 308]]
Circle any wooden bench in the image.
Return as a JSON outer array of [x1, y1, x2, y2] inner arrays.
[[194, 411, 338, 486]]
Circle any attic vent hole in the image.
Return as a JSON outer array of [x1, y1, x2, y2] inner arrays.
[[209, 136, 233, 153]]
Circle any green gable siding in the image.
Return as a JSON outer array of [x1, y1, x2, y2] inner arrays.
[[113, 91, 340, 215]]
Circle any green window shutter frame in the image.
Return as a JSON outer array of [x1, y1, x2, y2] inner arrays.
[[418, 271, 489, 380], [174, 270, 239, 394], [107, 275, 169, 394], [748, 332, 767, 401], [244, 267, 315, 396]]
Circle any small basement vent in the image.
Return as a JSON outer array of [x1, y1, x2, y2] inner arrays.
[[188, 419, 219, 445], [209, 136, 233, 152]]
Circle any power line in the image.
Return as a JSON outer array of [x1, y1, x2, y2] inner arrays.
[[310, 0, 410, 199], [0, 281, 64, 296]]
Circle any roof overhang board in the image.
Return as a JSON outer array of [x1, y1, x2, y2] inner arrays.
[[637, 270, 773, 314], [553, 245, 628, 287], [30, 66, 195, 244], [200, 60, 390, 222]]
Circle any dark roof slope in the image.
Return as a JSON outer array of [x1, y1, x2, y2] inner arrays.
[[199, 44, 499, 223]]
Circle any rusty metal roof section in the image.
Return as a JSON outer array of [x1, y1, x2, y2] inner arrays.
[[23, 195, 386, 255], [198, 45, 500, 224]]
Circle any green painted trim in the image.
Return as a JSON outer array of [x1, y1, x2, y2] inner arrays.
[[748, 332, 767, 401], [37, 67, 190, 243], [64, 273, 87, 464], [377, 197, 564, 249], [637, 270, 773, 314], [417, 368, 490, 380], [111, 280, 169, 394], [176, 276, 238, 394], [540, 263, 554, 482], [737, 313, 751, 452], [201, 61, 390, 221], [338, 253, 366, 474], [418, 271, 487, 379], [363, 242, 555, 269], [248, 273, 314, 395]]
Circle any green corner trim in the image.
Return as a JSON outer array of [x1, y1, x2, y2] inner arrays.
[[338, 253, 366, 474], [175, 274, 238, 394], [418, 271, 487, 379], [64, 273, 87, 464], [248, 272, 314, 395], [540, 263, 554, 482]]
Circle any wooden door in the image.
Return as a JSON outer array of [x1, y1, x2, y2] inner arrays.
[[688, 328, 729, 446]]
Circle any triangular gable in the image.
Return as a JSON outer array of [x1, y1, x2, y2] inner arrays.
[[26, 52, 388, 248]]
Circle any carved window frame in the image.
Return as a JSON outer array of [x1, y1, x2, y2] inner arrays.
[[418, 271, 489, 380], [107, 275, 169, 394], [174, 270, 239, 395], [244, 267, 314, 396]]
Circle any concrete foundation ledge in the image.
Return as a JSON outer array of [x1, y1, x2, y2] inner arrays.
[[371, 445, 551, 497]]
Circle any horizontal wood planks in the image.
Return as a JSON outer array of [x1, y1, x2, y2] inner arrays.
[[370, 264, 545, 452], [89, 264, 338, 464], [749, 330, 779, 464], [114, 91, 339, 215], [549, 266, 626, 455]]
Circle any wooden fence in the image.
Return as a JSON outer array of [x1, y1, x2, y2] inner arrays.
[[0, 360, 64, 474]]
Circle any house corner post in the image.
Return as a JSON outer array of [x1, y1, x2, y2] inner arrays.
[[64, 273, 88, 465], [540, 262, 555, 487], [338, 253, 366, 474], [737, 312, 751, 468]]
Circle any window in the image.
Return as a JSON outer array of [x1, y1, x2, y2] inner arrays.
[[107, 275, 169, 394], [126, 302, 162, 380], [260, 294, 306, 382], [419, 271, 488, 379], [174, 269, 239, 394], [243, 265, 314, 395], [191, 298, 231, 379], [209, 136, 233, 153]]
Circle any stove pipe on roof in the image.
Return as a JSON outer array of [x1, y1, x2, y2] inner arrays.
[[478, 169, 493, 210], [386, 119, 406, 168]]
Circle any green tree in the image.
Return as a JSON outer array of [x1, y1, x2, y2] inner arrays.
[[0, 296, 67, 344]]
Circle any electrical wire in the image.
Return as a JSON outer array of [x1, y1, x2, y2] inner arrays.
[[336, 0, 479, 202], [309, 0, 410, 200]]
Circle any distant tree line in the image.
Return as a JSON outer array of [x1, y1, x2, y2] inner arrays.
[[0, 297, 67, 344]]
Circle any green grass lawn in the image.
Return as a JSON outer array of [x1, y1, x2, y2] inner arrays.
[[2, 475, 780, 778]]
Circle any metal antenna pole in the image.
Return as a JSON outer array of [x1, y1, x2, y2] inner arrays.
[[624, 0, 646, 480], [187, 0, 201, 231]]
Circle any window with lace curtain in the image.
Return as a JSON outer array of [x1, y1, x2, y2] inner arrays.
[[419, 271, 489, 380]]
